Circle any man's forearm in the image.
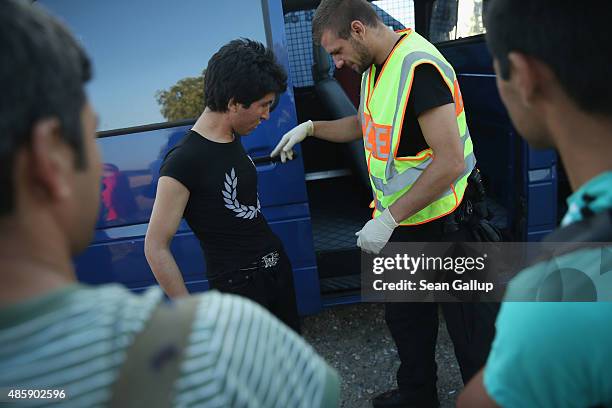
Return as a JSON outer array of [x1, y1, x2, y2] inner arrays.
[[313, 115, 362, 143], [389, 158, 465, 222], [145, 246, 189, 298]]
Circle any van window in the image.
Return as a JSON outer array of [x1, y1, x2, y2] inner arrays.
[[430, 0, 486, 43], [38, 0, 268, 132], [285, 0, 415, 88]]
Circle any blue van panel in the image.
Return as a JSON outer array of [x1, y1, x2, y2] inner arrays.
[[527, 230, 555, 242], [521, 141, 558, 240], [74, 230, 204, 288], [527, 180, 557, 228], [528, 148, 556, 170]]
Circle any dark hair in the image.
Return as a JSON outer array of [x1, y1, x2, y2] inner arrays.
[[0, 0, 92, 216], [485, 0, 612, 115], [204, 39, 287, 112], [312, 0, 381, 45]]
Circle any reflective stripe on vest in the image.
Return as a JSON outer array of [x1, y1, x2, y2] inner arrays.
[[360, 30, 475, 225]]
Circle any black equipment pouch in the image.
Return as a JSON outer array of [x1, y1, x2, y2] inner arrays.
[[451, 168, 504, 242]]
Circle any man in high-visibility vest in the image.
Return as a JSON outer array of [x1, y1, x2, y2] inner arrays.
[[272, 0, 497, 406]]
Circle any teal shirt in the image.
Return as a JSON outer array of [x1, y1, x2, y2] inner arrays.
[[484, 171, 612, 408]]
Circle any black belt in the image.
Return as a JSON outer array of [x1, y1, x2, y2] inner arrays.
[[210, 250, 282, 287]]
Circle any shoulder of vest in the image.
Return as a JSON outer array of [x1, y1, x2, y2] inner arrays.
[[396, 35, 447, 67]]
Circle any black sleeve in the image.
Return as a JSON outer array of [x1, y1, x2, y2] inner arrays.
[[410, 63, 454, 116], [395, 64, 455, 157], [159, 146, 196, 192]]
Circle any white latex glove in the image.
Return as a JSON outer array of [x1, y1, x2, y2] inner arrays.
[[355, 208, 399, 254], [270, 120, 314, 163]]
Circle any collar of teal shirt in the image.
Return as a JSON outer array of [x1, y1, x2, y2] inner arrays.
[[561, 171, 612, 227]]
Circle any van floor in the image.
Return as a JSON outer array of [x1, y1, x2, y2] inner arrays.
[[307, 175, 371, 251], [311, 204, 369, 252]]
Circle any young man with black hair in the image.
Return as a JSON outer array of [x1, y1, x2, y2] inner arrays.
[[0, 2, 339, 405], [458, 0, 612, 407], [145, 39, 302, 332], [272, 0, 498, 406]]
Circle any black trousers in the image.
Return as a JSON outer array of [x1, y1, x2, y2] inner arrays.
[[208, 248, 301, 333], [385, 214, 499, 405]]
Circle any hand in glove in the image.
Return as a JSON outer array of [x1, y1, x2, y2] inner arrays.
[[355, 208, 399, 254], [270, 120, 314, 163]]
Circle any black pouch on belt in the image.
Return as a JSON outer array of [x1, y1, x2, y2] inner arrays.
[[451, 168, 503, 242]]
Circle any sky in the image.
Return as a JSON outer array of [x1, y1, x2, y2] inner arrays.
[[39, 0, 268, 132]]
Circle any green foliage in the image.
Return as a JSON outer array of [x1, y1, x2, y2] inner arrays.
[[156, 69, 205, 122]]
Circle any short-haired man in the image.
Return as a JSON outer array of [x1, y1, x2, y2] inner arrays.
[[272, 0, 498, 406], [0, 2, 339, 405], [145, 39, 301, 332], [458, 0, 612, 407]]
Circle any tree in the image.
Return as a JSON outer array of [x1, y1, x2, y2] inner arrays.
[[156, 69, 205, 122]]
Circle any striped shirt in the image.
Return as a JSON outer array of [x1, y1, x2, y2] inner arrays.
[[0, 284, 339, 407]]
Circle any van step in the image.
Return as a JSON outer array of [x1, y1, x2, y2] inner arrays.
[[320, 275, 361, 294], [316, 248, 361, 279]]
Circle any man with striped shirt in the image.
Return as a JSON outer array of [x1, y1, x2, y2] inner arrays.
[[0, 1, 339, 406]]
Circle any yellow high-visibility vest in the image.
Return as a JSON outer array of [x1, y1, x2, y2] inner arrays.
[[359, 29, 475, 225]]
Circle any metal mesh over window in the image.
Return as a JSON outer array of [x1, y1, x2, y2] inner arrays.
[[374, 0, 414, 31], [284, 1, 415, 88], [284, 10, 316, 88]]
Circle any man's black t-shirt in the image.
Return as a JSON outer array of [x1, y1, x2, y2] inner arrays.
[[372, 35, 454, 157], [160, 130, 280, 277]]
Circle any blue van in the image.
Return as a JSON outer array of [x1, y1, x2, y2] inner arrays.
[[39, 0, 567, 315]]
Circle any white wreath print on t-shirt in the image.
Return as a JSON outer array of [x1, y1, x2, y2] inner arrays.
[[222, 168, 261, 219]]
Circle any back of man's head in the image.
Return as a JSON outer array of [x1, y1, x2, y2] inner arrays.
[[312, 0, 381, 45], [204, 38, 287, 112], [0, 0, 92, 217], [485, 0, 612, 117]]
